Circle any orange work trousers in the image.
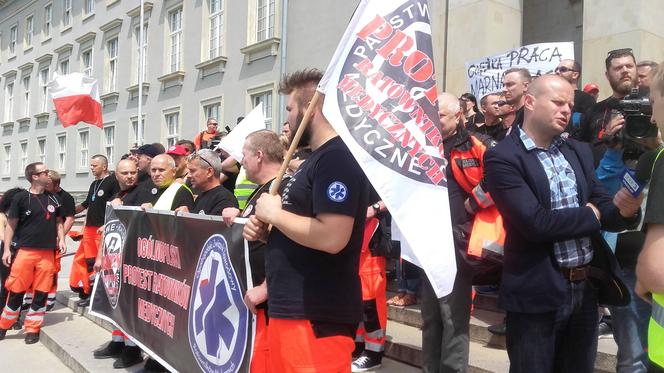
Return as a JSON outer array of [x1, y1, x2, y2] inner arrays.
[[69, 226, 101, 296], [355, 218, 387, 352], [0, 248, 55, 333], [250, 308, 271, 373], [268, 318, 354, 373]]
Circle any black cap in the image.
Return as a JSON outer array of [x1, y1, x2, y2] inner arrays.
[[135, 144, 163, 158]]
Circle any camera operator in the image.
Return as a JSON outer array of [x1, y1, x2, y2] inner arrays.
[[580, 48, 659, 372], [636, 62, 664, 371]]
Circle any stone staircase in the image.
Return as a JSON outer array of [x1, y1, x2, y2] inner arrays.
[[382, 283, 619, 372]]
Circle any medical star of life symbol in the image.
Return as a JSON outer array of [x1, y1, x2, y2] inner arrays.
[[327, 181, 348, 202], [188, 234, 248, 373]]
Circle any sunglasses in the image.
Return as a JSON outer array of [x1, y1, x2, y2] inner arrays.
[[194, 152, 215, 169], [496, 100, 508, 106], [33, 169, 50, 176], [555, 66, 577, 73]]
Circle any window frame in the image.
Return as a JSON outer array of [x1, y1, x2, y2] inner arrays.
[[37, 137, 46, 163], [208, 0, 224, 60], [9, 24, 18, 55], [82, 48, 93, 77], [56, 133, 67, 171], [133, 23, 148, 84], [22, 76, 31, 118], [19, 140, 28, 170], [106, 37, 119, 92], [168, 7, 183, 73], [255, 0, 275, 43], [78, 130, 90, 169], [5, 82, 14, 122], [59, 58, 70, 75], [25, 15, 34, 49], [39, 68, 49, 113], [63, 0, 72, 28], [84, 0, 95, 16], [3, 144, 12, 176], [250, 89, 273, 129], [164, 110, 180, 147], [103, 125, 115, 167], [44, 3, 53, 39]]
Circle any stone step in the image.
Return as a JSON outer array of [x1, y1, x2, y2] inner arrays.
[[39, 303, 144, 373], [384, 318, 618, 373], [387, 291, 507, 348], [51, 291, 419, 372]]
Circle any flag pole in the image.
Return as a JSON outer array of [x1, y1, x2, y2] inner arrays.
[[137, 0, 145, 145], [269, 90, 321, 195]]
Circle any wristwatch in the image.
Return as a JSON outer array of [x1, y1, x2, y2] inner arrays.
[[372, 203, 381, 213]]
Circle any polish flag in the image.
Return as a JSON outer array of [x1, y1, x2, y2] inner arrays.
[[48, 72, 103, 128]]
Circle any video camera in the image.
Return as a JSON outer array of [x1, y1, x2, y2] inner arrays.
[[609, 87, 657, 139]]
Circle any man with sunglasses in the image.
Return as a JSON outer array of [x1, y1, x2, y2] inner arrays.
[[471, 92, 510, 142], [0, 163, 67, 344], [174, 149, 237, 215], [555, 59, 596, 138]]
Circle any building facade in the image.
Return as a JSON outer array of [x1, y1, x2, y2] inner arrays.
[[0, 0, 663, 192]]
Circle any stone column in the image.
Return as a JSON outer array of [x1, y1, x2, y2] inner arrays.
[[582, 0, 664, 99], [441, 0, 522, 96]]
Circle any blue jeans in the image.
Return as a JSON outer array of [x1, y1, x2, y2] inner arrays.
[[609, 266, 650, 373], [506, 280, 598, 373], [396, 259, 420, 294]]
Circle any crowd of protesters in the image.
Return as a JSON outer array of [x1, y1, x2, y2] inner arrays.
[[0, 48, 663, 373]]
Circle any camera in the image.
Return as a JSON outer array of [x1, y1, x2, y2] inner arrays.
[[610, 88, 657, 139]]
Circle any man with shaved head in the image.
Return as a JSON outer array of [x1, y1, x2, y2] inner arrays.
[[420, 93, 497, 372], [485, 75, 644, 372], [93, 158, 153, 368], [141, 154, 194, 211], [70, 154, 120, 307], [555, 59, 596, 137]]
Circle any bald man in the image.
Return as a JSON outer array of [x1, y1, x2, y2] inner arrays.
[[141, 154, 194, 211], [554, 59, 596, 137], [420, 93, 497, 372], [485, 75, 643, 372], [70, 154, 120, 307]]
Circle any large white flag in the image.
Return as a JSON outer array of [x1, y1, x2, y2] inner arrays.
[[319, 0, 456, 297], [215, 103, 266, 161]]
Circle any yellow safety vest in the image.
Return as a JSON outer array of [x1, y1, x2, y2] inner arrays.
[[153, 182, 189, 210], [649, 147, 664, 368], [234, 168, 258, 210]]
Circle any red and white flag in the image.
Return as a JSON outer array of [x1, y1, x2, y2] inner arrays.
[[319, 0, 456, 297], [48, 72, 103, 128]]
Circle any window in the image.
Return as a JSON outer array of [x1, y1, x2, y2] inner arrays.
[[57, 134, 66, 170], [5, 83, 14, 122], [38, 138, 46, 163], [168, 8, 183, 72], [22, 76, 31, 118], [165, 112, 179, 147], [134, 24, 148, 83], [256, 0, 275, 42], [251, 90, 272, 128], [39, 68, 49, 112], [59, 59, 69, 74], [204, 102, 221, 123], [106, 38, 118, 92], [25, 16, 34, 48], [209, 0, 224, 59], [79, 130, 89, 168], [3, 145, 11, 175], [84, 0, 94, 15], [63, 0, 72, 27], [20, 141, 28, 170], [9, 24, 17, 55], [82, 49, 93, 77], [131, 117, 145, 147], [103, 126, 115, 165], [44, 4, 52, 38]]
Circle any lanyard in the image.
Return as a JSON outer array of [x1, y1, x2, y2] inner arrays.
[[91, 176, 108, 202]]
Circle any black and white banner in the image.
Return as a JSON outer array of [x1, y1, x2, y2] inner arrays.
[[90, 206, 252, 373]]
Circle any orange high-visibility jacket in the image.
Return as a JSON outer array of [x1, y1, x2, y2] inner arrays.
[[450, 133, 505, 259]]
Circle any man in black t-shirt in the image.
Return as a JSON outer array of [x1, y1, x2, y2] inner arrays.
[[92, 159, 151, 369], [0, 162, 66, 344], [175, 149, 237, 215], [134, 144, 163, 189], [554, 59, 596, 138], [70, 155, 120, 306], [469, 92, 509, 142], [222, 130, 285, 372], [244, 69, 369, 371], [43, 170, 75, 311]]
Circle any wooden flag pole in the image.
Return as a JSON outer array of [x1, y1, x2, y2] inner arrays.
[[269, 90, 321, 195]]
